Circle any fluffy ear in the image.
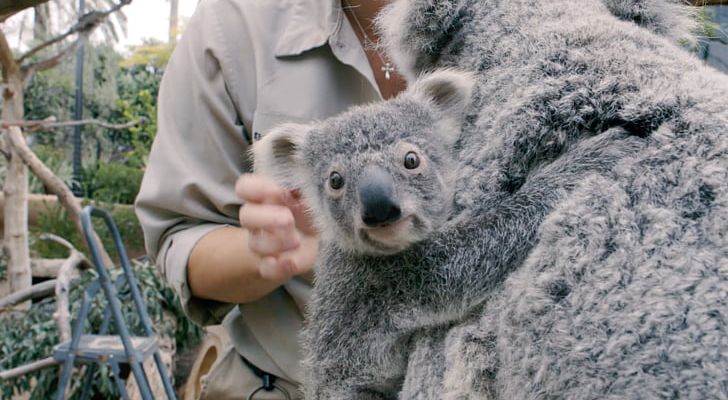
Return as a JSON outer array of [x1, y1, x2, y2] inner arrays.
[[408, 69, 476, 143], [252, 123, 310, 188], [410, 69, 475, 116]]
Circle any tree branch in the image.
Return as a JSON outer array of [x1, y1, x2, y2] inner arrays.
[[0, 357, 60, 380], [55, 250, 89, 343], [0, 279, 56, 311], [1, 117, 147, 132], [0, 0, 50, 23], [16, 24, 79, 65], [20, 35, 87, 81], [14, 1, 133, 81], [0, 29, 20, 82], [6, 126, 114, 266]]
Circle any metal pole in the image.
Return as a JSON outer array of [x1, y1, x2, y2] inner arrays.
[[72, 0, 85, 196]]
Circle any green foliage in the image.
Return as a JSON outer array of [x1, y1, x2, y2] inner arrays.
[[27, 146, 74, 195], [23, 68, 75, 130], [0, 260, 203, 399], [19, 43, 164, 205], [121, 39, 176, 70], [697, 6, 722, 41], [694, 6, 728, 60], [81, 162, 144, 205], [24, 45, 122, 149], [109, 65, 162, 168], [30, 203, 145, 261]]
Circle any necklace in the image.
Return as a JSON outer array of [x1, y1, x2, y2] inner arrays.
[[342, 0, 396, 80]]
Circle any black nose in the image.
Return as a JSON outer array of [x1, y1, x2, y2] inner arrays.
[[359, 165, 402, 227]]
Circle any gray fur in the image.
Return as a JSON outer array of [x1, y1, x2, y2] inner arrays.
[[378, 0, 728, 398], [603, 0, 699, 43], [255, 0, 728, 398]]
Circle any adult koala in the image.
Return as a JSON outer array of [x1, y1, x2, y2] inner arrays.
[[374, 0, 728, 398], [255, 0, 728, 398], [255, 70, 642, 399]]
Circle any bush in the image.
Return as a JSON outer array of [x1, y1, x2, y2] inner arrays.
[[81, 162, 144, 205], [0, 260, 203, 399], [30, 202, 145, 261]]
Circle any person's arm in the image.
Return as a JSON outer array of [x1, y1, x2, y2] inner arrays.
[[135, 1, 315, 324], [188, 175, 319, 304]]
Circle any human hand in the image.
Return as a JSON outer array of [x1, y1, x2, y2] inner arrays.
[[235, 174, 319, 282]]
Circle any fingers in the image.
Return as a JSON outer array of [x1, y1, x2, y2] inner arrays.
[[257, 235, 318, 281], [239, 202, 295, 230], [236, 174, 291, 205], [248, 228, 300, 257], [258, 256, 304, 281], [236, 173, 320, 281]]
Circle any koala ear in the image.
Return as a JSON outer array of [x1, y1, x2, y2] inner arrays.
[[409, 68, 475, 120], [252, 123, 310, 188]]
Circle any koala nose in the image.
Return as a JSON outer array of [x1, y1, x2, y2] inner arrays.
[[359, 165, 402, 227]]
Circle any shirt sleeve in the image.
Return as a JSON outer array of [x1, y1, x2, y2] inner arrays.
[[134, 0, 257, 326]]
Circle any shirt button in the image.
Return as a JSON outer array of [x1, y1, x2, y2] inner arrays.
[[253, 131, 261, 141]]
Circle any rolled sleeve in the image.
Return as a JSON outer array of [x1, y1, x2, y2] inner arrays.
[[135, 0, 257, 325], [158, 223, 235, 325]]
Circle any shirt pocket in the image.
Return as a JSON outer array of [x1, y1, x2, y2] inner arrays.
[[251, 110, 314, 143]]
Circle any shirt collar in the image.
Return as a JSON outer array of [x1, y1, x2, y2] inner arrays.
[[274, 0, 342, 57]]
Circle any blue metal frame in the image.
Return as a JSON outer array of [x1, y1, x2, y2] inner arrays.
[[53, 206, 176, 399]]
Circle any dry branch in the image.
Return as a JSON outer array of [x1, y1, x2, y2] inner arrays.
[[40, 233, 91, 342], [15, 1, 132, 65], [1, 117, 147, 132], [21, 36, 88, 81], [0, 357, 59, 380], [6, 126, 113, 267], [0, 279, 56, 311], [54, 250, 89, 343], [31, 258, 66, 278], [0, 0, 50, 22], [0, 30, 20, 80]]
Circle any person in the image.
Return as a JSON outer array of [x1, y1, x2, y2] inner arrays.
[[134, 0, 406, 398]]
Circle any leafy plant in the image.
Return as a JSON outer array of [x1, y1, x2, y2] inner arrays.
[[30, 203, 145, 261], [27, 146, 74, 195], [0, 260, 203, 399], [121, 39, 176, 71], [81, 162, 144, 205]]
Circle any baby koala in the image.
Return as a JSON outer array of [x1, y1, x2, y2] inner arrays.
[[254, 69, 473, 256], [253, 70, 641, 398]]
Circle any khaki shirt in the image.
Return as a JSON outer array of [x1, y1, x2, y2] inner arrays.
[[134, 0, 382, 392]]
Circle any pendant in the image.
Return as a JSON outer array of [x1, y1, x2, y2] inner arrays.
[[381, 62, 395, 80]]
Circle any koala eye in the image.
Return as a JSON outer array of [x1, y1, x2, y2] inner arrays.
[[329, 171, 345, 190], [404, 151, 420, 170]]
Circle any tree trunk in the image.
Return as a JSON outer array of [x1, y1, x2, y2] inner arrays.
[[168, 0, 179, 44], [0, 77, 30, 305], [33, 3, 50, 42], [0, 28, 31, 304]]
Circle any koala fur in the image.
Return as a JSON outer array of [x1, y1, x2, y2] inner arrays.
[[375, 0, 728, 398], [254, 0, 728, 398], [602, 0, 699, 43], [256, 70, 643, 399]]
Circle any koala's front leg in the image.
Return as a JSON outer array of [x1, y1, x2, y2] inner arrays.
[[302, 256, 410, 400], [399, 327, 450, 400], [402, 128, 646, 324]]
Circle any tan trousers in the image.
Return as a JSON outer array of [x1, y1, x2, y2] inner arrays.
[[199, 343, 302, 400]]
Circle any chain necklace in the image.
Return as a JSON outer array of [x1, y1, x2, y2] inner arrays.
[[342, 0, 396, 80]]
